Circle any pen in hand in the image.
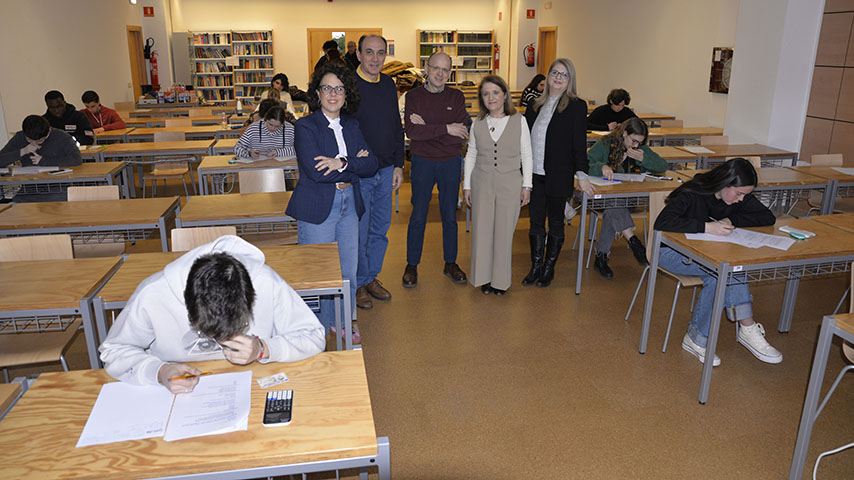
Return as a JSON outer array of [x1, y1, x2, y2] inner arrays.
[[167, 371, 212, 382]]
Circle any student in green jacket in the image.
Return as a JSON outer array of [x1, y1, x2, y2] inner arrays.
[[587, 117, 667, 278]]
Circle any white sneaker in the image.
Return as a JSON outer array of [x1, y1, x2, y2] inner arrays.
[[736, 322, 782, 364], [682, 333, 721, 367], [564, 201, 577, 221]]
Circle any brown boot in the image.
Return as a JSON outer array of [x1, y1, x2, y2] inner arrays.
[[356, 286, 373, 309]]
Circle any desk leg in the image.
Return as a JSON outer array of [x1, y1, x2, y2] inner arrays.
[[343, 279, 353, 351], [198, 170, 206, 195], [121, 165, 133, 198], [80, 298, 101, 369], [788, 315, 835, 480], [699, 261, 729, 405], [376, 436, 391, 480], [159, 215, 169, 252], [334, 294, 343, 351], [93, 297, 108, 345], [822, 179, 838, 215], [639, 230, 662, 354], [575, 193, 588, 295], [778, 277, 800, 333]]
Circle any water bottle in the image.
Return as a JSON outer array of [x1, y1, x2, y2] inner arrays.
[[221, 114, 228, 129]]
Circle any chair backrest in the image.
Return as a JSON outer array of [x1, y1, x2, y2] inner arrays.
[[811, 153, 843, 166], [646, 191, 670, 259], [0, 235, 74, 261], [660, 119, 683, 128], [67, 185, 120, 201], [171, 226, 238, 252], [700, 135, 728, 146], [238, 168, 286, 193], [726, 156, 761, 169], [114, 101, 135, 111], [153, 131, 187, 142], [188, 108, 213, 117], [165, 118, 192, 128]]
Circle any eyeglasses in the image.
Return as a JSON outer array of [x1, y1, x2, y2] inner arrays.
[[427, 64, 451, 74], [549, 70, 569, 79], [319, 85, 346, 95]]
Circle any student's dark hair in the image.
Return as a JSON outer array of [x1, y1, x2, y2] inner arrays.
[[263, 105, 287, 123], [358, 34, 388, 52], [307, 62, 360, 115], [604, 117, 648, 169], [81, 90, 100, 104], [524, 74, 546, 91], [44, 90, 64, 102], [667, 157, 759, 202], [607, 88, 631, 106], [184, 252, 255, 342], [477, 75, 516, 120], [270, 73, 289, 90], [257, 98, 280, 119], [322, 39, 339, 51], [22, 115, 50, 140]]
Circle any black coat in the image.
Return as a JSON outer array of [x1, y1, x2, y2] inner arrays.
[[524, 97, 588, 198]]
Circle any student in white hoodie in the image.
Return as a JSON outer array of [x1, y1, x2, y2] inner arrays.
[[99, 236, 325, 394]]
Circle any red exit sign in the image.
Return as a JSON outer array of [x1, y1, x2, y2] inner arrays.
[[143, 6, 154, 17], [526, 9, 535, 19]]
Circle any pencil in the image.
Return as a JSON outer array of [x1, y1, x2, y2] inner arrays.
[[167, 371, 212, 382]]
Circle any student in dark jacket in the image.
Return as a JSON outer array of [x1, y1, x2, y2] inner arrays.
[[655, 158, 782, 367], [43, 90, 94, 145], [522, 58, 593, 288], [586, 88, 637, 132]]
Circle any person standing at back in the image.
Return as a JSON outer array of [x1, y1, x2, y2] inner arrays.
[[345, 40, 360, 71], [353, 35, 405, 309], [402, 52, 470, 288]]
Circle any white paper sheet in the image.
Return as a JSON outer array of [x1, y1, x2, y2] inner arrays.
[[831, 167, 854, 176], [163, 371, 252, 442], [685, 228, 795, 250], [611, 173, 645, 182], [11, 166, 59, 175], [588, 176, 621, 186], [77, 382, 175, 448], [680, 146, 715, 154]]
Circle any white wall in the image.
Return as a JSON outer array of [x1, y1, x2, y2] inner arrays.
[[142, 0, 175, 88], [512, 0, 540, 89], [536, 0, 738, 127], [170, 0, 496, 89], [0, 0, 142, 133]]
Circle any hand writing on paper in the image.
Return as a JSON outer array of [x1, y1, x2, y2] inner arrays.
[[249, 149, 261, 159], [705, 221, 735, 236], [601, 165, 614, 181], [158, 363, 202, 394]]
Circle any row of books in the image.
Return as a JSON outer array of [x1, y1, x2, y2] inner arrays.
[[458, 45, 491, 56], [235, 72, 270, 83], [458, 32, 492, 43], [196, 76, 234, 87], [420, 31, 455, 43], [236, 86, 268, 98], [233, 44, 271, 56], [233, 31, 271, 42], [199, 90, 235, 101], [194, 47, 232, 59], [420, 45, 455, 56], [193, 33, 231, 45], [239, 58, 273, 69], [195, 62, 231, 73]]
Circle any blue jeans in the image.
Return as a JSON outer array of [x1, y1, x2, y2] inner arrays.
[[357, 165, 394, 287], [407, 155, 461, 265], [657, 246, 754, 348], [298, 187, 358, 332]]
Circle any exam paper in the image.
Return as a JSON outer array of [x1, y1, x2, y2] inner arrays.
[[680, 146, 715, 154], [163, 371, 252, 442], [612, 173, 646, 182], [77, 382, 174, 448], [11, 166, 59, 175], [588, 176, 621, 186], [686, 228, 795, 250], [831, 167, 854, 176]]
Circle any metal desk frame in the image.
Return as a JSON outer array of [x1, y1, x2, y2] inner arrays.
[[0, 164, 130, 199]]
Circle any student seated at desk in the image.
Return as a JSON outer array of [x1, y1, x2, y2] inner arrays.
[[259, 73, 296, 115], [43, 90, 94, 145], [233, 106, 295, 159], [654, 158, 782, 366], [586, 88, 637, 132], [588, 118, 666, 278], [80, 90, 126, 133], [99, 235, 326, 394]]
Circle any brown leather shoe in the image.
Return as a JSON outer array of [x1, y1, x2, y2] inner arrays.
[[366, 279, 391, 301], [443, 262, 467, 284], [402, 264, 417, 288], [356, 286, 373, 309]]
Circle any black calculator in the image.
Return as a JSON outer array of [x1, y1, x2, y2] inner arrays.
[[262, 390, 293, 427]]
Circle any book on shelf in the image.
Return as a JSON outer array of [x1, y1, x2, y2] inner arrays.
[[239, 58, 273, 69], [420, 31, 455, 43], [234, 43, 271, 56], [233, 31, 270, 42], [194, 47, 232, 59], [192, 32, 231, 45]]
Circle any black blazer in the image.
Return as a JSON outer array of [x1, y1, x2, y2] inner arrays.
[[524, 97, 588, 198]]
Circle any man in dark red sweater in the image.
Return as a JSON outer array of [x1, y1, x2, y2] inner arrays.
[[402, 52, 470, 287], [81, 90, 126, 133]]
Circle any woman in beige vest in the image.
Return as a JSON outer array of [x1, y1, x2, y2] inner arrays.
[[463, 75, 533, 295]]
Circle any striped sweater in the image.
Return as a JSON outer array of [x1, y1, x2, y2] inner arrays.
[[234, 120, 295, 158]]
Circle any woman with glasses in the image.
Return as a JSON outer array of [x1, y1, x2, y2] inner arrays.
[[586, 117, 666, 278], [286, 63, 378, 343], [522, 58, 593, 288], [233, 106, 294, 159]]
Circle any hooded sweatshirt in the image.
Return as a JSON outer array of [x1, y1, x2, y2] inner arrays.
[[43, 102, 94, 145], [99, 236, 326, 386]]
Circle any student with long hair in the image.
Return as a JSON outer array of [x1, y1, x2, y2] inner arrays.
[[520, 73, 545, 107], [587, 117, 666, 278], [654, 158, 782, 366], [233, 106, 294, 159]]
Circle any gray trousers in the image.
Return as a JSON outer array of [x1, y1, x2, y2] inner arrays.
[[595, 207, 636, 254]]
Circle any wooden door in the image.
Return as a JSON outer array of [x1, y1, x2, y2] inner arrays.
[[306, 28, 382, 78], [537, 27, 557, 76], [126, 26, 146, 100]]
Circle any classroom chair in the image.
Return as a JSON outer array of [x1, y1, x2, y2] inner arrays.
[[142, 131, 197, 197], [188, 107, 213, 117], [164, 118, 192, 128], [67, 186, 126, 257], [660, 119, 683, 128], [578, 209, 648, 270], [113, 101, 135, 111], [700, 135, 729, 146], [171, 226, 237, 252], [0, 234, 83, 383], [237, 169, 297, 246], [0, 382, 23, 421], [808, 153, 846, 216], [624, 191, 703, 351]]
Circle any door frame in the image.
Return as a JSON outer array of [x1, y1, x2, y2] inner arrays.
[[306, 28, 382, 77], [537, 26, 558, 76], [127, 25, 146, 101]]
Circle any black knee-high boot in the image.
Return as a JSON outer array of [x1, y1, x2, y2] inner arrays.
[[522, 234, 546, 286], [537, 234, 564, 287]]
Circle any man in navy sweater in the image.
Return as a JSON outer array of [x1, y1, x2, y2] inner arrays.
[[353, 34, 405, 309]]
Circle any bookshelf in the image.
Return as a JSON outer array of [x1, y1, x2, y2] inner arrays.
[[232, 30, 274, 102], [416, 29, 494, 86], [189, 31, 234, 104]]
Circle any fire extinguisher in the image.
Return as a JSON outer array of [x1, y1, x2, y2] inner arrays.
[[524, 43, 536, 67], [149, 51, 160, 90], [493, 44, 500, 71]]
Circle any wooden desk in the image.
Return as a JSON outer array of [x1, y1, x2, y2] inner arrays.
[[94, 128, 135, 144], [789, 165, 854, 214], [650, 146, 699, 169], [0, 351, 389, 479], [127, 125, 228, 141], [693, 144, 798, 168], [79, 145, 108, 163], [0, 257, 122, 369], [176, 191, 295, 233], [0, 162, 130, 199], [587, 130, 665, 146], [575, 172, 681, 294], [92, 244, 354, 350], [641, 217, 854, 403], [648, 126, 723, 146], [811, 212, 854, 234], [0, 196, 180, 252], [211, 137, 239, 155], [130, 105, 235, 117], [197, 155, 298, 194], [0, 381, 22, 420], [637, 112, 676, 127], [101, 140, 214, 192]]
